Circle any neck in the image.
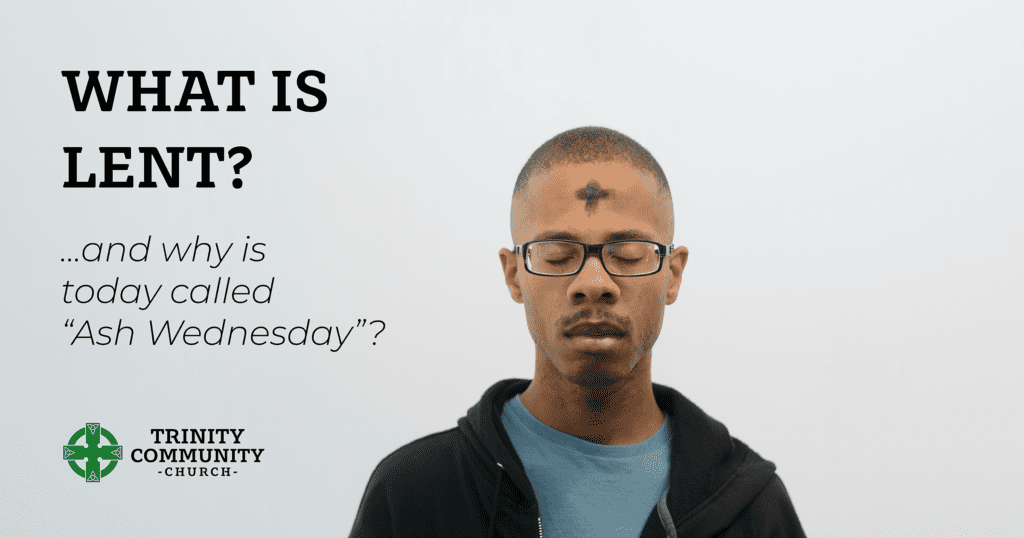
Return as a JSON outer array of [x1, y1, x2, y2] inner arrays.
[[518, 350, 665, 446]]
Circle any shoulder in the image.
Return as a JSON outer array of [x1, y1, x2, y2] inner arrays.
[[367, 426, 464, 489], [735, 474, 807, 538], [350, 427, 470, 536]]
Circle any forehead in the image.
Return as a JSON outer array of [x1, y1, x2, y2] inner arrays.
[[513, 161, 672, 243]]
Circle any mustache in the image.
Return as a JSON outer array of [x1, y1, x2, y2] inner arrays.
[[560, 310, 632, 332]]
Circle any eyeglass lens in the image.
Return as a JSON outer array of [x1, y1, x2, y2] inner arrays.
[[526, 241, 660, 275]]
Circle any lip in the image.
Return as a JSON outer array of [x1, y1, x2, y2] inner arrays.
[[564, 322, 626, 339]]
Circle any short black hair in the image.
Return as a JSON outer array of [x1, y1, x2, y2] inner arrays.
[[512, 126, 670, 200]]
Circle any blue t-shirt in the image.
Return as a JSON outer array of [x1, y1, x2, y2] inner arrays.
[[501, 393, 672, 538]]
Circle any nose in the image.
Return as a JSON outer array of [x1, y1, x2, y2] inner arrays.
[[567, 253, 620, 305]]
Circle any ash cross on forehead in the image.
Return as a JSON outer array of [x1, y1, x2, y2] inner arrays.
[[576, 181, 611, 214]]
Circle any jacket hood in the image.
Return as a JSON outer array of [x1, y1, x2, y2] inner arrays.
[[456, 378, 781, 537]]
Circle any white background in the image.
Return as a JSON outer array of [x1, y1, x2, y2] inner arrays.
[[1, 2, 1021, 536]]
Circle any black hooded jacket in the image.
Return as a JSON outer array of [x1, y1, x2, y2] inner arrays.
[[349, 378, 805, 537]]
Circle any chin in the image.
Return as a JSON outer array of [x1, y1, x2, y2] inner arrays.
[[554, 349, 636, 385], [563, 366, 627, 389]]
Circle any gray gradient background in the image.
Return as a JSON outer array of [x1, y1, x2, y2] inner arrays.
[[1, 2, 1021, 536]]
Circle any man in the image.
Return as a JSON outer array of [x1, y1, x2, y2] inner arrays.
[[349, 127, 806, 537]]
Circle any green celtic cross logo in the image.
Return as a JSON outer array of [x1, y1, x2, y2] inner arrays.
[[63, 423, 123, 482]]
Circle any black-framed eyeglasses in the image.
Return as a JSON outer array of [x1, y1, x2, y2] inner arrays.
[[513, 240, 675, 277]]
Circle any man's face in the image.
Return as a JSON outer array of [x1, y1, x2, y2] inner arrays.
[[499, 160, 688, 389]]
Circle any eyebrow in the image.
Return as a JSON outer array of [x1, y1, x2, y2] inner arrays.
[[532, 229, 655, 242]]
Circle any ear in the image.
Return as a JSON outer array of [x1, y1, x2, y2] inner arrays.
[[499, 247, 524, 304], [664, 245, 688, 305]]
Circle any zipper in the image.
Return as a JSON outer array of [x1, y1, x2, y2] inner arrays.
[[497, 460, 543, 538]]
